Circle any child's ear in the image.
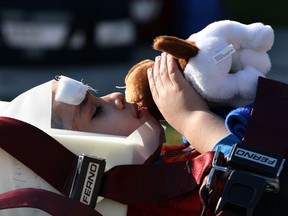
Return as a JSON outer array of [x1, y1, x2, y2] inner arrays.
[[153, 35, 199, 59]]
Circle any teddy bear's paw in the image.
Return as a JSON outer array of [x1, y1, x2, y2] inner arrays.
[[249, 23, 274, 51], [235, 66, 266, 99], [237, 50, 271, 75]]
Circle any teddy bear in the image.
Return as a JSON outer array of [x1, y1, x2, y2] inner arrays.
[[125, 20, 274, 119]]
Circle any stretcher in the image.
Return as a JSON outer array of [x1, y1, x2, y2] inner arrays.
[[0, 99, 165, 216], [1, 77, 288, 216]]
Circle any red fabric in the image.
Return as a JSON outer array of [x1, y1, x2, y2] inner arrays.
[[100, 151, 215, 204], [0, 188, 101, 216], [0, 117, 77, 195], [160, 144, 201, 162], [101, 160, 196, 204], [128, 192, 201, 216], [127, 145, 217, 216]]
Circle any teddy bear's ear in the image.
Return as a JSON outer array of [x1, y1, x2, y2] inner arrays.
[[125, 59, 164, 120], [153, 35, 199, 59]]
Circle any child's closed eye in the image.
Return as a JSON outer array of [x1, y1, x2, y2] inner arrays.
[[92, 105, 103, 119]]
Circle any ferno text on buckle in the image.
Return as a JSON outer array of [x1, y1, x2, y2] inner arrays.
[[69, 154, 106, 208]]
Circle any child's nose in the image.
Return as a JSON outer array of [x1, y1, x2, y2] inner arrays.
[[108, 93, 125, 110]]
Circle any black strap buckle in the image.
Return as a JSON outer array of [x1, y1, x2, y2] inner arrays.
[[207, 144, 285, 216], [69, 154, 106, 208]]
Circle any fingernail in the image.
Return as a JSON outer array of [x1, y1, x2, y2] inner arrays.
[[155, 56, 161, 61]]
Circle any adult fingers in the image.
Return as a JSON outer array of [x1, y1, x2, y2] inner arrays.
[[147, 67, 159, 100], [152, 55, 164, 89], [159, 53, 172, 83], [166, 54, 185, 88]]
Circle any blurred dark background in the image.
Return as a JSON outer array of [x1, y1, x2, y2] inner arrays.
[[0, 0, 287, 100]]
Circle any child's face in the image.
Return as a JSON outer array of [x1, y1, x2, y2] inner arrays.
[[53, 82, 153, 136], [72, 91, 152, 136]]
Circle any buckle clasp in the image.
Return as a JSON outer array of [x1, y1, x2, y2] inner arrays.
[[207, 144, 285, 216]]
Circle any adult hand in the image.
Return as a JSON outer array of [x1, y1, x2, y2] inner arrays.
[[147, 53, 228, 152], [147, 53, 208, 132]]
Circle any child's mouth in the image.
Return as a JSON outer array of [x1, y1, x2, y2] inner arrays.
[[137, 106, 150, 120]]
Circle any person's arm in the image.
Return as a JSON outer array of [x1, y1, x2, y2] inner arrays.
[[147, 53, 229, 153]]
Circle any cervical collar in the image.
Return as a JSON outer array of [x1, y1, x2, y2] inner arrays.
[[0, 76, 164, 216]]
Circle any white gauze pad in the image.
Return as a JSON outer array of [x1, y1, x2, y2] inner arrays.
[[55, 75, 89, 105]]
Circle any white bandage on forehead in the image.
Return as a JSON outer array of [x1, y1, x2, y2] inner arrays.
[[55, 75, 90, 105]]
